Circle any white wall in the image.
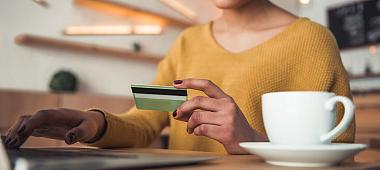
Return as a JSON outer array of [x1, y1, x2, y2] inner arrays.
[[271, 0, 299, 14], [298, 0, 380, 91], [0, 0, 299, 97], [4, 0, 372, 96], [0, 0, 219, 97]]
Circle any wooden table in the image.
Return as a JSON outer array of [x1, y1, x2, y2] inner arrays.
[[94, 148, 380, 170], [15, 147, 380, 170]]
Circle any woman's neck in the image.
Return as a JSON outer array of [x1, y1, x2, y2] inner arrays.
[[217, 1, 297, 32]]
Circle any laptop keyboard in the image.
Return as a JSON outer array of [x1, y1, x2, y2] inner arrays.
[[1, 136, 218, 170], [6, 148, 138, 161]]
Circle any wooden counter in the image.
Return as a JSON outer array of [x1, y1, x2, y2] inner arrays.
[[27, 148, 380, 170]]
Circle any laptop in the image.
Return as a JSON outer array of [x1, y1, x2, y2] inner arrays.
[[0, 136, 219, 170]]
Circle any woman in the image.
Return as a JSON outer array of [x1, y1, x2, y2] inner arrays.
[[4, 0, 354, 154]]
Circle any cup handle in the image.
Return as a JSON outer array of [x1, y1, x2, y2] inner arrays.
[[320, 96, 355, 143]]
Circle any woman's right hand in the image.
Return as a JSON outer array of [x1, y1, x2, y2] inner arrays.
[[4, 108, 106, 149]]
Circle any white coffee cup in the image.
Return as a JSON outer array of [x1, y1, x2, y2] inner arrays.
[[262, 91, 355, 145]]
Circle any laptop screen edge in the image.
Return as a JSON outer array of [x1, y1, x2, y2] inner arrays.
[[0, 136, 11, 170]]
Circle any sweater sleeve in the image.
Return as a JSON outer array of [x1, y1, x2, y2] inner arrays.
[[289, 25, 355, 143], [86, 36, 181, 148]]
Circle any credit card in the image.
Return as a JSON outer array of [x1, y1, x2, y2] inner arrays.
[[131, 84, 187, 112]]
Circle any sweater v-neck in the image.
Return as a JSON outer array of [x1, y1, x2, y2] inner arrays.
[[206, 17, 308, 56]]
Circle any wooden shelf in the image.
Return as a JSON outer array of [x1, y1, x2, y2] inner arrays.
[[74, 0, 193, 28], [14, 34, 163, 64], [350, 73, 380, 80]]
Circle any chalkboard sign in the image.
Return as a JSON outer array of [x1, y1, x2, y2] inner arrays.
[[328, 0, 380, 49]]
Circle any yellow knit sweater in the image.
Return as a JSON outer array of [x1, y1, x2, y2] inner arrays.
[[90, 18, 355, 154]]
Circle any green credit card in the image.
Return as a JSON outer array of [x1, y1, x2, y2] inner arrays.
[[131, 84, 188, 112]]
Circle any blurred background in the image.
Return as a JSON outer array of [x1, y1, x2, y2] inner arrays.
[[0, 0, 379, 148]]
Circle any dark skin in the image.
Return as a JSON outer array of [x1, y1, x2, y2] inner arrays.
[[4, 79, 266, 154], [4, 109, 105, 149], [173, 79, 267, 154]]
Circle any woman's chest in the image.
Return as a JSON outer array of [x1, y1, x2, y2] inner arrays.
[[175, 48, 297, 100]]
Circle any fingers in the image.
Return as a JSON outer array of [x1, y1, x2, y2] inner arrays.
[[175, 96, 221, 121], [173, 79, 228, 99], [4, 108, 94, 148], [65, 122, 84, 144], [186, 111, 222, 134], [10, 117, 32, 148], [5, 110, 62, 149], [192, 124, 223, 143], [5, 116, 23, 143], [32, 127, 67, 140], [18, 110, 50, 138], [5, 115, 31, 148], [64, 120, 97, 145]]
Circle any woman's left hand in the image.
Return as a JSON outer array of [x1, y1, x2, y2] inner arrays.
[[173, 79, 267, 154]]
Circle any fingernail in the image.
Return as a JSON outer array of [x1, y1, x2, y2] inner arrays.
[[17, 125, 26, 134], [186, 128, 191, 134], [172, 110, 177, 118], [68, 133, 76, 144], [173, 80, 183, 84]]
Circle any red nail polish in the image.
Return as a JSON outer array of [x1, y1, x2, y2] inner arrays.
[[172, 110, 177, 117], [173, 80, 182, 84]]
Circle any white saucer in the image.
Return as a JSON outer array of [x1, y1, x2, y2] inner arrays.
[[239, 142, 367, 167]]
